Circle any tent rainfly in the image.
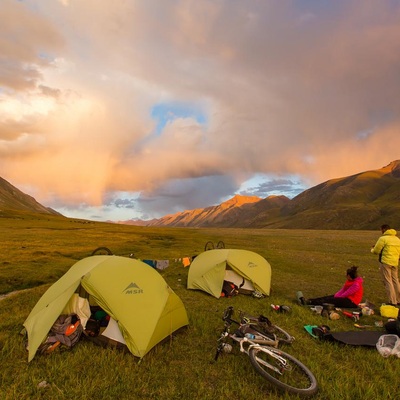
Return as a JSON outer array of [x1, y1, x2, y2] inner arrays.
[[23, 255, 189, 362], [187, 249, 271, 298]]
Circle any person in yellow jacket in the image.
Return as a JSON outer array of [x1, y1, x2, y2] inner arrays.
[[371, 224, 400, 305]]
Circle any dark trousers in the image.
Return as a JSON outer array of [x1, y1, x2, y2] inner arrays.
[[308, 295, 357, 308]]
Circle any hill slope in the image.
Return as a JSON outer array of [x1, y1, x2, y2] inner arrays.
[[143, 194, 290, 228], [0, 177, 61, 217], [129, 160, 400, 230], [257, 160, 400, 229]]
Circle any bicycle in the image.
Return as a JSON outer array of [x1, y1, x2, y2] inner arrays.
[[214, 306, 318, 397], [91, 247, 113, 256], [204, 240, 225, 251]]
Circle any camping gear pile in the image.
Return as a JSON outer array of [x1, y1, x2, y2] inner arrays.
[[302, 297, 400, 358]]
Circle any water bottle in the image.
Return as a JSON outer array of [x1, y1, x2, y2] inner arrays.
[[245, 333, 256, 339], [271, 304, 280, 312]]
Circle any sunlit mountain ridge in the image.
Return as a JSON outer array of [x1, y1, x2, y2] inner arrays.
[[122, 160, 400, 230]]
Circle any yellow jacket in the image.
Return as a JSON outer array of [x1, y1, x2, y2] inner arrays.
[[371, 229, 400, 267]]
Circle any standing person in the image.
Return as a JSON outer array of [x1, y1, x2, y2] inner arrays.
[[298, 266, 363, 308], [371, 224, 400, 305]]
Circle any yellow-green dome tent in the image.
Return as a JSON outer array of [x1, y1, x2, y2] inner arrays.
[[187, 249, 271, 298], [23, 255, 189, 362]]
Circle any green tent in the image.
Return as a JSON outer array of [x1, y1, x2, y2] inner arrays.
[[23, 255, 189, 362], [187, 249, 271, 298]]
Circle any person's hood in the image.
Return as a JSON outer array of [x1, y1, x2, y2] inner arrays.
[[383, 229, 397, 236]]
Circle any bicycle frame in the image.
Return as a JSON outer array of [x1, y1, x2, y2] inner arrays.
[[215, 314, 281, 369], [233, 333, 291, 375]]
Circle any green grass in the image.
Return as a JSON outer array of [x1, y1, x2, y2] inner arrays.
[[0, 214, 398, 399]]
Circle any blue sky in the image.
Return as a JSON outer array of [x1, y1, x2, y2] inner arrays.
[[151, 102, 208, 136]]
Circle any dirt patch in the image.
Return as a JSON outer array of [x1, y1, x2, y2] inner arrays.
[[0, 288, 31, 301]]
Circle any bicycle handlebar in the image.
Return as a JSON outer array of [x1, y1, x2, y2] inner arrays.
[[222, 306, 234, 321]]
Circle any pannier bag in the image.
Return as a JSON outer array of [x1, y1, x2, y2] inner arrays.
[[38, 314, 83, 355]]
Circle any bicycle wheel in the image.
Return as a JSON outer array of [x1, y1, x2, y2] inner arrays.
[[91, 247, 113, 256], [216, 240, 225, 249], [249, 346, 318, 397], [204, 241, 215, 251], [267, 325, 294, 345]]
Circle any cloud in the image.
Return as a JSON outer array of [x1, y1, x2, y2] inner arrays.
[[0, 0, 65, 91], [136, 175, 239, 218], [1, 0, 400, 220], [239, 177, 305, 199]]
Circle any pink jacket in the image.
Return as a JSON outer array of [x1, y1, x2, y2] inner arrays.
[[334, 276, 363, 305]]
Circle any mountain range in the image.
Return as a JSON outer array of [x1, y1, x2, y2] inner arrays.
[[1, 160, 400, 229], [122, 160, 400, 230]]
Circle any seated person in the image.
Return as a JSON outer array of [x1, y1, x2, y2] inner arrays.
[[299, 266, 363, 308]]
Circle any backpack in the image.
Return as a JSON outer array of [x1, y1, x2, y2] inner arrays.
[[221, 281, 239, 297], [38, 314, 83, 355]]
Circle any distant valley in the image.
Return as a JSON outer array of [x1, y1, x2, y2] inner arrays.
[[1, 160, 400, 230]]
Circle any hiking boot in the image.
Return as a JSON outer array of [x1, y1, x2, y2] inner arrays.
[[296, 291, 308, 305], [321, 309, 330, 318], [252, 290, 265, 299], [271, 304, 292, 313], [280, 305, 292, 313]]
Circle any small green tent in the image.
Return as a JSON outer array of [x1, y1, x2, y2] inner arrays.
[[187, 249, 271, 298], [23, 255, 189, 362]]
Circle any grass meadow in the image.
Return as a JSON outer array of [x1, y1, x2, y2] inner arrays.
[[1, 214, 399, 399]]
